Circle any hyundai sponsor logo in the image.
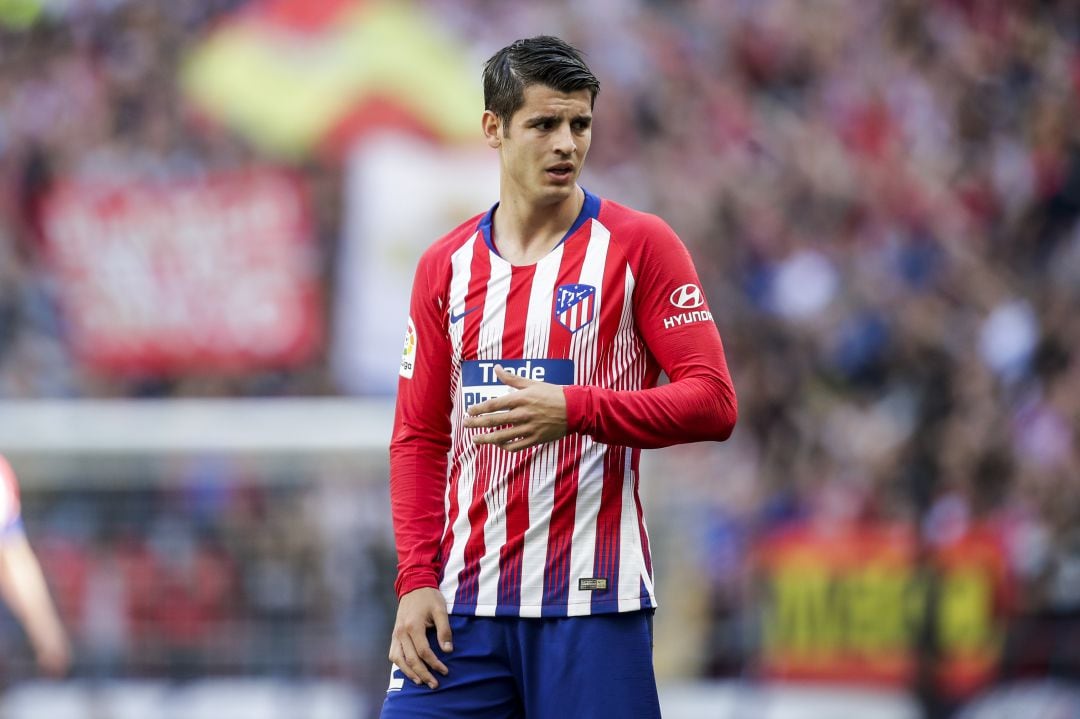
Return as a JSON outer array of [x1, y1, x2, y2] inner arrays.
[[669, 283, 705, 309]]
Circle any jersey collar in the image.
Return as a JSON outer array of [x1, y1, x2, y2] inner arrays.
[[479, 188, 601, 258]]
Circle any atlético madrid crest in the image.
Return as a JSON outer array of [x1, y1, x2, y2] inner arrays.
[[554, 283, 596, 333]]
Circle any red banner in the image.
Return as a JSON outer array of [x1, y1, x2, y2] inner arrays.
[[41, 170, 321, 375], [756, 522, 1011, 698]]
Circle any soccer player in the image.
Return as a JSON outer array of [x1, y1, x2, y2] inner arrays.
[[0, 454, 71, 677], [383, 36, 736, 718]]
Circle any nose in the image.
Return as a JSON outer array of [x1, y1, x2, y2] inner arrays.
[[553, 123, 575, 156]]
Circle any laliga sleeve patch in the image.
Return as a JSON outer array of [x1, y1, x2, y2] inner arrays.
[[399, 317, 417, 378]]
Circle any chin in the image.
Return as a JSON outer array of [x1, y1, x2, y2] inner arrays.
[[538, 184, 576, 204]]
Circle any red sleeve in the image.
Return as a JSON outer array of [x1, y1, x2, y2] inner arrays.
[[388, 249, 453, 598], [562, 215, 737, 448]]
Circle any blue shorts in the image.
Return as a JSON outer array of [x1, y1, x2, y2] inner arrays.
[[380, 610, 660, 719]]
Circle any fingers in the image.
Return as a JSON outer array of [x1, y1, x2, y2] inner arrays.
[[464, 365, 539, 416], [433, 606, 454, 653], [465, 405, 541, 449], [472, 427, 537, 450], [412, 621, 449, 678], [402, 634, 438, 689], [388, 588, 453, 691], [498, 435, 538, 452], [466, 393, 520, 417], [463, 377, 565, 450], [387, 619, 450, 690], [466, 401, 504, 418], [493, 365, 534, 389], [394, 631, 440, 689], [465, 407, 525, 428], [388, 637, 417, 686]]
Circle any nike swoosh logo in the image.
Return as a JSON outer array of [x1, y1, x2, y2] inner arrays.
[[449, 306, 479, 324]]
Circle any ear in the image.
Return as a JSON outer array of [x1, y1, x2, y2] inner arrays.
[[482, 110, 502, 149]]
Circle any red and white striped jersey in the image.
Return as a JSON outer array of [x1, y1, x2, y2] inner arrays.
[[390, 190, 737, 618], [0, 455, 23, 539]]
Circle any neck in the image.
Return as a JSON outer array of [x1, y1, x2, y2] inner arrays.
[[492, 185, 584, 265]]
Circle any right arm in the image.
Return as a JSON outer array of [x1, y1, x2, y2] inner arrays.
[[0, 533, 71, 676], [387, 250, 455, 689], [0, 456, 70, 677]]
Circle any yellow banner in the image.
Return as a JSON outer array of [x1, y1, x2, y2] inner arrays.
[[757, 523, 1010, 698], [181, 1, 482, 160]]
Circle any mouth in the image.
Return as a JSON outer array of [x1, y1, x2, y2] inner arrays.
[[546, 163, 574, 182]]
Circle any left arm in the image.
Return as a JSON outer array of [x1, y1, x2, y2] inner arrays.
[[562, 218, 736, 448], [466, 216, 736, 450], [562, 335, 735, 448]]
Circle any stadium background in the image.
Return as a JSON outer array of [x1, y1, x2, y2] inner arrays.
[[0, 0, 1078, 717]]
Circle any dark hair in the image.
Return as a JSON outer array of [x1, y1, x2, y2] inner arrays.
[[483, 36, 600, 126]]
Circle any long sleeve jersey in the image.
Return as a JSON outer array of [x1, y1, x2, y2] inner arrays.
[[390, 190, 737, 618]]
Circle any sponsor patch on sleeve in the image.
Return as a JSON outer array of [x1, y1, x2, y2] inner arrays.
[[399, 317, 417, 379], [663, 283, 713, 329]]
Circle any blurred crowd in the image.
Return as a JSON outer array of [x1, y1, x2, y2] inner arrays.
[[0, 0, 339, 397], [0, 0, 1078, 710], [0, 461, 397, 694]]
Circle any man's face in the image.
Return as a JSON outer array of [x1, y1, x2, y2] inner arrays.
[[485, 84, 593, 207]]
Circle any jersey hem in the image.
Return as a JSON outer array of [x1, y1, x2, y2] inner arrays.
[[446, 593, 657, 617]]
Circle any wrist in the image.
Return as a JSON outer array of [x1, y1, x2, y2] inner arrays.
[[395, 569, 440, 598], [562, 385, 592, 434]]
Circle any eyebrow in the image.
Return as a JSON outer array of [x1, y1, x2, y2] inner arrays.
[[526, 113, 593, 124]]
